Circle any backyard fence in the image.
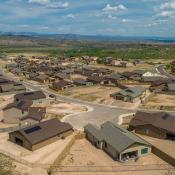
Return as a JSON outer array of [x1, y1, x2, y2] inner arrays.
[[51, 164, 174, 172]]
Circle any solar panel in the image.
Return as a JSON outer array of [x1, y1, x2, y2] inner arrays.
[[24, 126, 41, 134]]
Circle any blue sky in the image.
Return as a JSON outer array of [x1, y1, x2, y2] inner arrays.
[[0, 0, 175, 37]]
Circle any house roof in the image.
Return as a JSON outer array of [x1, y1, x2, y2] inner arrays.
[[11, 119, 73, 145], [112, 86, 145, 98], [107, 73, 124, 80], [3, 100, 33, 111], [130, 111, 175, 134], [85, 121, 150, 153], [21, 107, 46, 121], [35, 74, 48, 81], [52, 80, 71, 89], [87, 75, 107, 83], [84, 123, 103, 141], [14, 91, 46, 101]]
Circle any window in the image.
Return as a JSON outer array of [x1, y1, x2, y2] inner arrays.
[[141, 148, 148, 155], [144, 128, 149, 134]]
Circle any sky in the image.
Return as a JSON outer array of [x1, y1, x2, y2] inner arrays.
[[0, 0, 175, 37]]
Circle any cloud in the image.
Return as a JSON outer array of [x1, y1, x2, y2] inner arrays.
[[28, 0, 69, 9], [67, 13, 75, 19], [28, 0, 50, 5], [103, 4, 127, 13], [157, 10, 175, 18], [160, 1, 175, 10], [46, 2, 69, 9]]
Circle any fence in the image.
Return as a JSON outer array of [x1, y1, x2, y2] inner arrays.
[[52, 164, 174, 172]]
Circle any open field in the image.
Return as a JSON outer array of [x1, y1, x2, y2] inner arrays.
[[59, 85, 125, 106], [92, 63, 155, 73], [1, 35, 175, 59], [140, 93, 175, 110]]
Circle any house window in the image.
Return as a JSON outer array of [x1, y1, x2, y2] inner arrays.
[[141, 148, 148, 155]]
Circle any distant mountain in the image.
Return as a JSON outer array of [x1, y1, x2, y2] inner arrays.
[[0, 31, 175, 43]]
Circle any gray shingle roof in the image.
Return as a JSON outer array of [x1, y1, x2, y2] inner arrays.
[[84, 121, 150, 153], [84, 124, 103, 141], [101, 122, 150, 153]]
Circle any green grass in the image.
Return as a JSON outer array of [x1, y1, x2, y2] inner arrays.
[[1, 36, 175, 60]]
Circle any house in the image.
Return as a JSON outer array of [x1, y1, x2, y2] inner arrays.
[[34, 74, 49, 83], [141, 72, 167, 83], [84, 121, 151, 162], [149, 80, 168, 92], [14, 91, 46, 104], [122, 70, 145, 81], [106, 74, 126, 84], [21, 107, 46, 125], [87, 75, 110, 85], [2, 100, 33, 124], [51, 80, 73, 91], [73, 79, 93, 86], [55, 73, 70, 80], [129, 111, 175, 140], [9, 119, 73, 151], [110, 86, 146, 103]]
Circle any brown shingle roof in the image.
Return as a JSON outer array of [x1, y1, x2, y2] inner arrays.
[[14, 91, 46, 101], [11, 119, 73, 145], [130, 111, 175, 134]]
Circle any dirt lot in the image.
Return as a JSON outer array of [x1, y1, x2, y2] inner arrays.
[[140, 93, 175, 110], [92, 63, 155, 73], [60, 139, 167, 167], [57, 139, 170, 175], [60, 85, 120, 104]]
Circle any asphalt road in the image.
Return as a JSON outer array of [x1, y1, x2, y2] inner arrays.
[[156, 65, 175, 80], [3, 72, 134, 130]]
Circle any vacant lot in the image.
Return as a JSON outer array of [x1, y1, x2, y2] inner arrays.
[[60, 85, 120, 104], [92, 63, 155, 73], [60, 139, 166, 166], [57, 139, 168, 175], [140, 93, 175, 110]]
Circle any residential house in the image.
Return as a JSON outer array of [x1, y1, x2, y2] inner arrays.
[[51, 80, 73, 91], [9, 118, 73, 151], [84, 121, 151, 162], [14, 91, 46, 104], [73, 79, 93, 86], [129, 111, 175, 140], [110, 86, 146, 103], [87, 75, 110, 85], [34, 74, 49, 83], [2, 100, 32, 124]]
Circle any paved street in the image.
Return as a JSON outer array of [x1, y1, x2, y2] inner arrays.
[[2, 72, 134, 130], [156, 65, 175, 80]]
